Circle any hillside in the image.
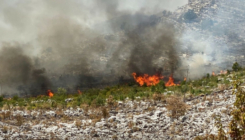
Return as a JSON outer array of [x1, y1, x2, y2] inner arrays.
[[0, 67, 243, 139], [1, 0, 245, 139]]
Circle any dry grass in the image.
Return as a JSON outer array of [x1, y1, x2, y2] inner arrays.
[[146, 106, 156, 112], [132, 126, 140, 132], [198, 108, 205, 112], [75, 120, 82, 128], [62, 115, 70, 122], [0, 111, 12, 120], [218, 84, 226, 91], [166, 96, 189, 119], [55, 109, 64, 117], [2, 126, 8, 133], [128, 121, 134, 129], [41, 103, 51, 110], [107, 95, 117, 107], [112, 135, 118, 140], [80, 104, 89, 116], [202, 95, 206, 102], [91, 117, 101, 126], [15, 114, 24, 126], [152, 93, 165, 101], [0, 113, 4, 120], [101, 107, 109, 118]]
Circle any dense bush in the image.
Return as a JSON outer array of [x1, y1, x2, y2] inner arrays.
[[232, 62, 242, 71]]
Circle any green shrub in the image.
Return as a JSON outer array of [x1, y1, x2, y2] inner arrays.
[[130, 93, 135, 101], [93, 97, 105, 107], [181, 85, 188, 94], [18, 101, 25, 108], [193, 80, 203, 87], [227, 70, 230, 74], [119, 95, 126, 101], [13, 95, 19, 101], [206, 73, 210, 79], [239, 72, 244, 77], [151, 86, 156, 92], [57, 87, 67, 95], [228, 81, 245, 139], [232, 62, 242, 71], [0, 96, 3, 102]]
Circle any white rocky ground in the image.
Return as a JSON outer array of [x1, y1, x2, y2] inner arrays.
[[0, 89, 235, 140]]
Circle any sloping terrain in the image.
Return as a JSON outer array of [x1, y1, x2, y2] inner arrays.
[[0, 87, 235, 140], [1, 0, 245, 139]]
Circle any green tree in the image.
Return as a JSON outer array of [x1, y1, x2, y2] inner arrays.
[[232, 62, 242, 71], [207, 73, 210, 79]]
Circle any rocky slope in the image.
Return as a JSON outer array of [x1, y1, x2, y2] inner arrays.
[[0, 89, 235, 140]]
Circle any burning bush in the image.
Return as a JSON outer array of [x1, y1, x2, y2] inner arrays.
[[132, 73, 163, 86], [132, 72, 180, 88]]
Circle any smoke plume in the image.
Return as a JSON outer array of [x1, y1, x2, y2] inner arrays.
[[0, 43, 51, 96], [0, 0, 188, 95]]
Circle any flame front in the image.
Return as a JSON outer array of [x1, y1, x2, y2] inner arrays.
[[165, 75, 177, 87], [78, 90, 82, 95], [132, 73, 163, 86], [220, 70, 227, 74], [212, 71, 215, 76], [47, 90, 54, 98]]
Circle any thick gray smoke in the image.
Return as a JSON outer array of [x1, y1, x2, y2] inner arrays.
[[0, 0, 188, 95], [107, 23, 180, 77], [0, 43, 51, 96]]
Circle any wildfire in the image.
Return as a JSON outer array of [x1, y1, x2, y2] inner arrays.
[[184, 77, 187, 81], [47, 90, 54, 98], [132, 73, 163, 86], [220, 70, 227, 75], [165, 75, 177, 87], [78, 90, 82, 95], [212, 71, 215, 76]]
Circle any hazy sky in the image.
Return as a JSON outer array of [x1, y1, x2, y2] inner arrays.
[[0, 0, 188, 46]]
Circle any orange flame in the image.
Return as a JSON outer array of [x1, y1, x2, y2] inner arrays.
[[212, 71, 215, 76], [78, 90, 82, 95], [220, 70, 227, 75], [132, 73, 163, 86], [47, 90, 54, 98], [165, 75, 177, 87], [184, 77, 187, 81]]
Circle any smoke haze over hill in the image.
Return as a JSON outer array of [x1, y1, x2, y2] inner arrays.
[[0, 0, 243, 95]]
